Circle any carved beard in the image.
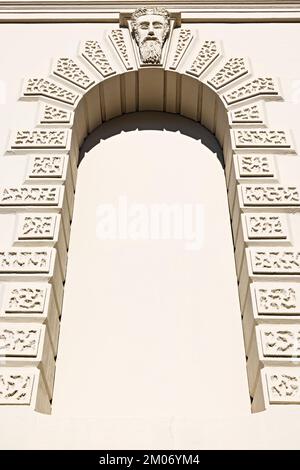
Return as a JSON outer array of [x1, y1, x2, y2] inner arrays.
[[139, 38, 163, 64]]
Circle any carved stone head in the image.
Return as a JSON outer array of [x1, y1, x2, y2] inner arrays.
[[131, 6, 170, 64]]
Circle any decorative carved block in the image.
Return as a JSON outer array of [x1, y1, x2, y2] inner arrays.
[[186, 40, 220, 78], [0, 249, 53, 274], [208, 57, 248, 90], [27, 156, 66, 179], [249, 249, 300, 274], [237, 155, 274, 177], [260, 325, 300, 357], [254, 285, 300, 315], [0, 371, 34, 404], [81, 40, 116, 78], [0, 326, 41, 357], [169, 29, 193, 70], [266, 371, 300, 403], [233, 129, 291, 149], [23, 78, 79, 105], [17, 214, 57, 240], [10, 129, 69, 150], [4, 286, 48, 314], [109, 29, 135, 71], [0, 186, 62, 207], [53, 58, 95, 90], [40, 104, 72, 125], [230, 104, 264, 124], [241, 185, 300, 206], [224, 77, 279, 105], [244, 214, 287, 239]]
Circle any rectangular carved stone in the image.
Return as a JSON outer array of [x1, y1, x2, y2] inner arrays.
[[0, 185, 62, 207], [259, 325, 300, 357], [249, 248, 300, 275], [266, 370, 300, 403], [10, 129, 69, 150], [4, 285, 48, 314], [0, 370, 34, 404], [0, 249, 53, 274], [237, 155, 274, 177], [53, 58, 95, 90], [233, 129, 291, 149], [0, 326, 41, 357], [23, 78, 79, 105], [253, 285, 300, 315], [230, 104, 265, 125], [208, 57, 248, 90], [240, 185, 300, 206], [17, 214, 58, 241], [39, 105, 72, 125], [27, 156, 66, 180], [224, 77, 279, 105], [186, 40, 220, 78], [244, 214, 288, 239]]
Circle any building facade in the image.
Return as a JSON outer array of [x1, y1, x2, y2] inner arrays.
[[0, 0, 300, 449]]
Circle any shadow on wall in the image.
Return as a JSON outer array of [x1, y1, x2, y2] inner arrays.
[[79, 111, 224, 168]]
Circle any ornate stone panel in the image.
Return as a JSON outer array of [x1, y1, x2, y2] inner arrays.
[[27, 156, 66, 180], [0, 326, 41, 357], [168, 28, 193, 70], [39, 104, 72, 125], [259, 325, 300, 357], [0, 249, 53, 274], [249, 248, 300, 275], [266, 370, 300, 403], [0, 371, 34, 404], [10, 129, 69, 150], [108, 29, 135, 71], [22, 78, 79, 106], [244, 214, 288, 239], [186, 40, 220, 78], [229, 104, 265, 125], [52, 58, 95, 90], [233, 129, 291, 149], [224, 77, 279, 105], [253, 285, 300, 315], [240, 185, 300, 206], [16, 214, 58, 241], [80, 40, 116, 78], [208, 57, 248, 90], [237, 155, 275, 178], [0, 186, 62, 207], [4, 286, 48, 314]]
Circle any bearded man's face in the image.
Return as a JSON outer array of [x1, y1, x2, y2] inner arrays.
[[135, 14, 167, 64]]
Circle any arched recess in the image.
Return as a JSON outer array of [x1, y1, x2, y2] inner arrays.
[[0, 19, 299, 415]]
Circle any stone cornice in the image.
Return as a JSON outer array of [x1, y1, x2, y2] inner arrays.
[[0, 1, 300, 21]]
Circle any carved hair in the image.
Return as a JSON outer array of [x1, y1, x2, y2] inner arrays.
[[131, 6, 170, 41]]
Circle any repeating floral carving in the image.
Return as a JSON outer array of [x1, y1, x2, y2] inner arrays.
[[208, 57, 248, 90], [23, 78, 78, 105], [28, 156, 65, 179], [53, 58, 94, 90], [0, 372, 34, 404], [237, 155, 274, 177], [224, 77, 279, 105], [250, 249, 300, 274], [40, 105, 72, 124], [245, 214, 287, 239], [260, 326, 300, 357], [109, 29, 134, 70], [230, 104, 264, 124], [186, 40, 220, 78], [0, 249, 52, 273], [255, 286, 298, 315], [169, 29, 193, 70], [0, 186, 61, 206], [11, 130, 68, 149], [267, 373, 300, 402], [0, 327, 41, 356], [241, 185, 300, 206], [17, 215, 57, 240], [234, 129, 290, 148], [5, 286, 47, 314], [81, 40, 115, 77]]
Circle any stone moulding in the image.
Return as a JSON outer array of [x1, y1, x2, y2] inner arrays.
[[2, 19, 297, 414]]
